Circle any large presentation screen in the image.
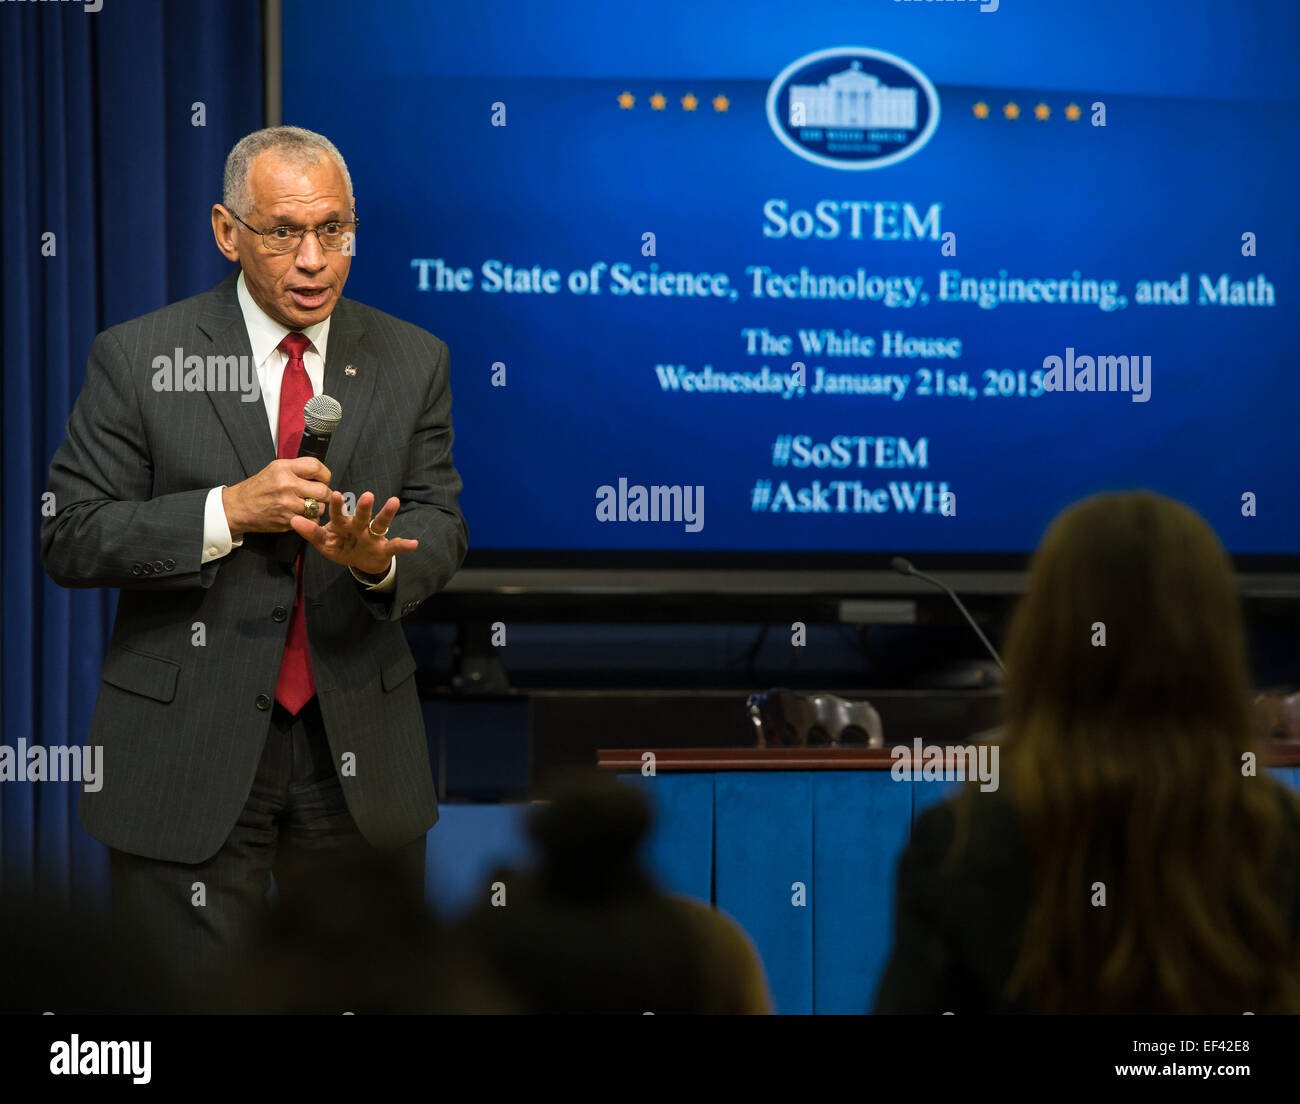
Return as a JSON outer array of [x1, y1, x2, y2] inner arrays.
[[284, 0, 1300, 560]]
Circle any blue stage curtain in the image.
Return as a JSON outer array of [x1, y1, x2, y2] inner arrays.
[[0, 0, 262, 909]]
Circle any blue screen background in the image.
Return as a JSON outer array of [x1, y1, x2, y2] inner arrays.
[[285, 0, 1300, 556]]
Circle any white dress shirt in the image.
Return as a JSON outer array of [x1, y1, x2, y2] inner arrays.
[[200, 271, 396, 590]]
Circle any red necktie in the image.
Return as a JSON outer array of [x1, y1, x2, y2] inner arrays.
[[274, 331, 316, 714]]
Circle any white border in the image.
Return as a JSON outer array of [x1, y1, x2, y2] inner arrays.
[[765, 46, 942, 171]]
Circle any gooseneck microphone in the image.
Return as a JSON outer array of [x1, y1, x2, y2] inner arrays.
[[891, 556, 1005, 673], [299, 394, 343, 461]]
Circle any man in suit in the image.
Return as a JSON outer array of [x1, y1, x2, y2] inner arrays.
[[40, 126, 467, 1001]]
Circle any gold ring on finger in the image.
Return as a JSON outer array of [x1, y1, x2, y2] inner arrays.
[[367, 517, 389, 538], [303, 498, 319, 519]]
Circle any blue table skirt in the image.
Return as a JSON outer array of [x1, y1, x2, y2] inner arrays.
[[428, 766, 1300, 1014]]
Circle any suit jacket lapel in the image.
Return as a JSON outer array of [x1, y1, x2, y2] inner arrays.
[[195, 273, 374, 482], [319, 297, 374, 481], [196, 270, 276, 478]]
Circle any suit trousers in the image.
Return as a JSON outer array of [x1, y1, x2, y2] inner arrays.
[[108, 697, 427, 1009]]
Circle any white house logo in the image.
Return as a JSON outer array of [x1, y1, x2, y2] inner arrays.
[[766, 47, 940, 170]]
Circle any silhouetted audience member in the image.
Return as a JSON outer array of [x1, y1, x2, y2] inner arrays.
[[875, 491, 1300, 1014], [217, 850, 513, 1013], [457, 772, 771, 1013], [0, 894, 186, 1013]]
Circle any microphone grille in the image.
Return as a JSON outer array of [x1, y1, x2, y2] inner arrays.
[[303, 394, 342, 435]]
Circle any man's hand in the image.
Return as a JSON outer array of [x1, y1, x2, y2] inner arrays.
[[222, 458, 333, 535], [290, 491, 420, 576]]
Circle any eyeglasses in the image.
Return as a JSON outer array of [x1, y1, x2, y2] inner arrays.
[[229, 211, 359, 253]]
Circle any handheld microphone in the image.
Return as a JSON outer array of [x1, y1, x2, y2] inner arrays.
[[277, 395, 343, 564], [298, 394, 342, 462], [891, 556, 1005, 673]]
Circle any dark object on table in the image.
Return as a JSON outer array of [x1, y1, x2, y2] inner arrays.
[[1255, 688, 1300, 743], [746, 688, 884, 748]]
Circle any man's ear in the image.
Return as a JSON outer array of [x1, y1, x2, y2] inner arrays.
[[211, 204, 240, 262]]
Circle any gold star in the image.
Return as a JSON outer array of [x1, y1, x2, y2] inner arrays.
[[973, 101, 989, 119], [1034, 103, 1050, 120], [617, 91, 635, 110], [712, 94, 730, 112], [681, 93, 699, 111], [1065, 103, 1082, 121], [1003, 102, 1020, 120], [649, 92, 667, 111]]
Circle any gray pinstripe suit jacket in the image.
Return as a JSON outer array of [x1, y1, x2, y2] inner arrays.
[[41, 269, 468, 863]]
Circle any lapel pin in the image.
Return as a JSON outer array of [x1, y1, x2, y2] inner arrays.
[[345, 364, 357, 376]]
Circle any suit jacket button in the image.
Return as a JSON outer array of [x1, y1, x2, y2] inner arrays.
[[142, 563, 153, 574], [131, 564, 142, 576], [272, 606, 288, 622], [153, 560, 165, 572], [255, 694, 272, 711], [164, 559, 176, 570]]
